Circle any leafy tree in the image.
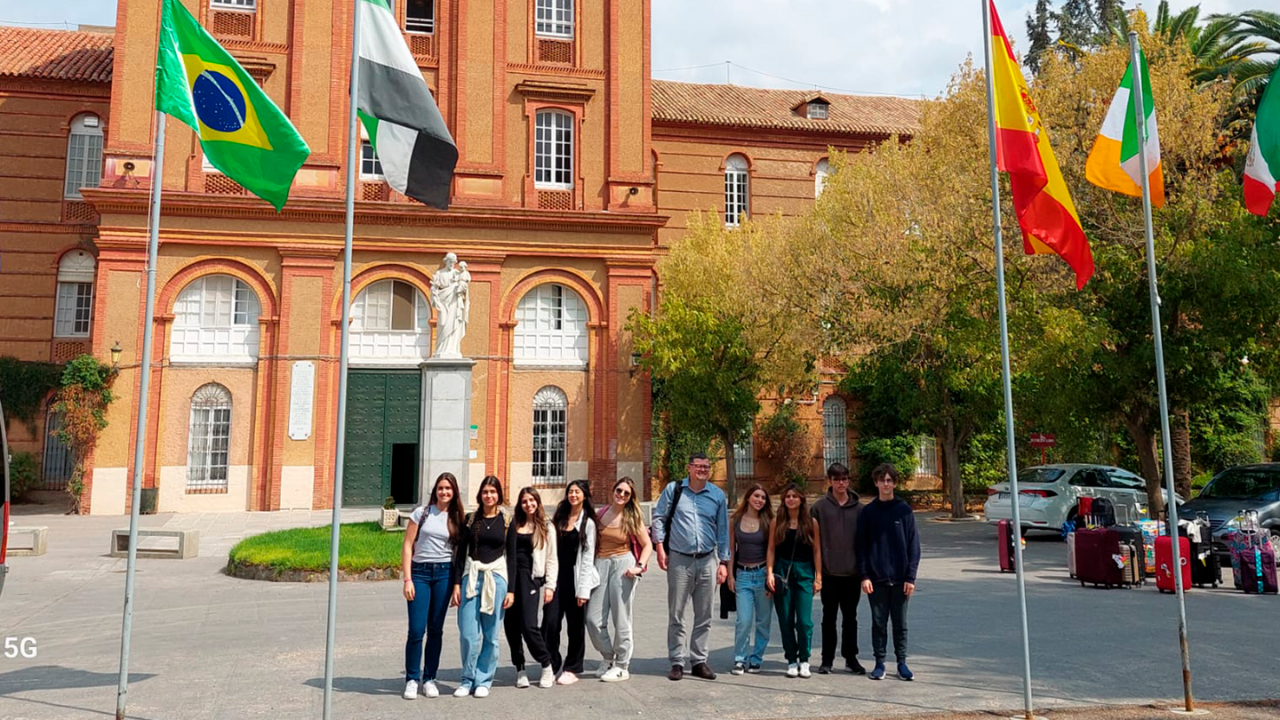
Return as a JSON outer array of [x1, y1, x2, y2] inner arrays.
[[755, 400, 813, 490], [1026, 0, 1055, 73], [1054, 0, 1103, 57]]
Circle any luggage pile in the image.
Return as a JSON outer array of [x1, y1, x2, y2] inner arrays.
[[1225, 510, 1278, 595], [1070, 497, 1146, 589]]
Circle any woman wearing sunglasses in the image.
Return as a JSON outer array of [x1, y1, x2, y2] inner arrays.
[[586, 477, 652, 682]]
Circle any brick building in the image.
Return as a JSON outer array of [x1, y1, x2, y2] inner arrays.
[[0, 1, 921, 515]]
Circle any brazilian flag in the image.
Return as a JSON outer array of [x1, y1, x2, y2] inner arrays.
[[155, 0, 309, 210]]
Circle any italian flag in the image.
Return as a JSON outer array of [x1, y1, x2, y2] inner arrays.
[[356, 0, 458, 209], [1085, 48, 1164, 208], [1244, 65, 1280, 216]]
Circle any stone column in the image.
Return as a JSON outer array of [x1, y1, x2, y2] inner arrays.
[[420, 358, 477, 502]]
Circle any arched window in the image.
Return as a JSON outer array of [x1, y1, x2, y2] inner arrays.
[[42, 402, 75, 489], [822, 396, 848, 470], [350, 279, 431, 362], [724, 153, 749, 227], [171, 275, 262, 363], [535, 0, 573, 38], [535, 110, 574, 189], [64, 113, 103, 199], [514, 283, 589, 366], [532, 386, 567, 485], [187, 383, 232, 492], [54, 250, 95, 338], [916, 434, 939, 476], [815, 158, 830, 198]]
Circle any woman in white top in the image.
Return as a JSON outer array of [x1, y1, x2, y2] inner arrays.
[[540, 480, 599, 685], [504, 487, 559, 688], [401, 472, 464, 699]]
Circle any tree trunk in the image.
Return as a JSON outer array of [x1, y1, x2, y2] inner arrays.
[[722, 430, 739, 507], [1122, 411, 1164, 516], [941, 419, 966, 519], [1171, 408, 1192, 499]]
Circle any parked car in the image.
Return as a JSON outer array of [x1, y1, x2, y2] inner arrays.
[[1, 398, 10, 599], [1180, 463, 1280, 565], [984, 463, 1180, 533]]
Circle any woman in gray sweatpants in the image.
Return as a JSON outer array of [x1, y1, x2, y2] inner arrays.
[[586, 477, 653, 682]]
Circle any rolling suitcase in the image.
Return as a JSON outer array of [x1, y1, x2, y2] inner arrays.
[[1113, 525, 1145, 587], [1185, 513, 1220, 588], [998, 519, 1016, 573], [1075, 527, 1124, 588], [1230, 512, 1278, 595], [1155, 535, 1191, 594], [1067, 530, 1078, 578], [1090, 497, 1117, 527]]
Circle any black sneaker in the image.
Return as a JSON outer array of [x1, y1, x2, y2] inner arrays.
[[746, 663, 762, 674], [817, 664, 832, 674], [847, 660, 867, 675], [731, 662, 746, 676]]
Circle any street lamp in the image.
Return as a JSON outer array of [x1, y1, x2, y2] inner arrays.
[[110, 341, 123, 368]]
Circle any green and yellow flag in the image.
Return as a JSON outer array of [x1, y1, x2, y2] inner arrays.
[[155, 0, 309, 210]]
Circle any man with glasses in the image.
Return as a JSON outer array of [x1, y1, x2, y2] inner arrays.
[[856, 464, 920, 681], [652, 452, 730, 681], [810, 462, 865, 675]]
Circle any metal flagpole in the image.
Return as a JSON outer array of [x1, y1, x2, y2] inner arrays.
[[116, 110, 165, 720], [322, 0, 362, 716], [981, 2, 1036, 718], [1126, 31, 1195, 714]]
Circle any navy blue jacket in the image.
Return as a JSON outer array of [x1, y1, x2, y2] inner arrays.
[[855, 497, 920, 585]]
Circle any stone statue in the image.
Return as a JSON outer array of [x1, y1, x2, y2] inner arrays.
[[430, 252, 470, 359]]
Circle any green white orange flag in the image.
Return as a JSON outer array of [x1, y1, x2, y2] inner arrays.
[[1243, 63, 1280, 216], [989, 1, 1094, 289], [1085, 48, 1165, 207]]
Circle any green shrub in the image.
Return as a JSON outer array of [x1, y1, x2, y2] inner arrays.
[[854, 435, 918, 495], [9, 451, 39, 502]]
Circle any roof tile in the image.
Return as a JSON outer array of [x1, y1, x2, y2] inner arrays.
[[0, 26, 114, 84]]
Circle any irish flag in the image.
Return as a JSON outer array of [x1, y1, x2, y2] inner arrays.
[[356, 0, 458, 209], [989, 1, 1094, 289], [1085, 48, 1164, 207], [1244, 65, 1280, 216]]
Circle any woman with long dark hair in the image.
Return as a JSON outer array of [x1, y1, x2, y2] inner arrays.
[[728, 482, 774, 676], [504, 487, 558, 689], [767, 483, 823, 679], [541, 480, 599, 685], [586, 476, 652, 682], [401, 472, 465, 699], [454, 475, 513, 698]]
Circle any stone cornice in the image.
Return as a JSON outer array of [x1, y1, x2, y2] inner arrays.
[[652, 120, 900, 150], [80, 188, 668, 235], [507, 64, 606, 81], [513, 79, 597, 104], [0, 78, 111, 98]]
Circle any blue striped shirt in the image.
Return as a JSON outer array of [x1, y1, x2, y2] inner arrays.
[[651, 478, 731, 561]]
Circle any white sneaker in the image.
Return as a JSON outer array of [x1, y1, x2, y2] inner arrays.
[[799, 662, 812, 678], [539, 665, 555, 688], [473, 686, 490, 699], [515, 670, 530, 688], [453, 684, 472, 698], [786, 663, 799, 678], [592, 660, 612, 678], [422, 680, 439, 698], [556, 671, 579, 686], [403, 680, 419, 699], [601, 666, 630, 683]]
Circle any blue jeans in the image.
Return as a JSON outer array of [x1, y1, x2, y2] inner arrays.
[[733, 565, 771, 666], [457, 571, 508, 690], [405, 561, 452, 682]]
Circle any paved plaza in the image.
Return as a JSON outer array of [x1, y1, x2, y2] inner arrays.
[[0, 505, 1274, 720]]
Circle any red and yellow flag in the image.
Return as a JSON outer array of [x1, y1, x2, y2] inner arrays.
[[989, 0, 1093, 289]]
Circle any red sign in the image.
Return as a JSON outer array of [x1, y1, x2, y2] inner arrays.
[[1029, 433, 1056, 448]]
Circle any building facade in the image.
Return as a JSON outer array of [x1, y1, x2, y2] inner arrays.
[[0, 1, 920, 514]]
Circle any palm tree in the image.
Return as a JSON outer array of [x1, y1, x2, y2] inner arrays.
[[1220, 10, 1280, 99]]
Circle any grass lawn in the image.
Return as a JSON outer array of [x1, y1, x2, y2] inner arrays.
[[228, 522, 402, 572]]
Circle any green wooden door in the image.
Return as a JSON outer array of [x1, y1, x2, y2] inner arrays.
[[344, 371, 421, 506]]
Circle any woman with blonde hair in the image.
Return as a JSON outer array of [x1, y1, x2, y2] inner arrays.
[[504, 487, 558, 689], [587, 476, 652, 682], [767, 483, 822, 679], [728, 482, 774, 675]]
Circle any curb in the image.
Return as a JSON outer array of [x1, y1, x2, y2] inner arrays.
[[225, 560, 401, 582]]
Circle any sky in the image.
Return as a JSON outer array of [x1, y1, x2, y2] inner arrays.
[[2, 0, 1261, 98]]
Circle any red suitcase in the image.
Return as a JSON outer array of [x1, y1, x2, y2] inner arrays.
[[1155, 535, 1191, 594], [998, 519, 1016, 573]]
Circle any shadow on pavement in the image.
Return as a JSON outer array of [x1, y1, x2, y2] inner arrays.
[[0, 666, 160, 720], [303, 676, 400, 696]]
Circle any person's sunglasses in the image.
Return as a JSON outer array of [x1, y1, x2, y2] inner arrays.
[[614, 488, 631, 497]]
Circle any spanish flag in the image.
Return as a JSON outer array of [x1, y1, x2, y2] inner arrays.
[[989, 1, 1094, 289]]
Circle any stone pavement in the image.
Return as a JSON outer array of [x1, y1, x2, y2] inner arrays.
[[0, 506, 1274, 720]]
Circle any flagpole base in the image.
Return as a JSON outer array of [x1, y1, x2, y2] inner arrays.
[[1167, 710, 1209, 716]]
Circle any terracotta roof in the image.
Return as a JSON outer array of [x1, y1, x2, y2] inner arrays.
[[0, 26, 114, 83], [652, 79, 920, 137]]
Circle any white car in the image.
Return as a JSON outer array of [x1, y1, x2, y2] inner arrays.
[[984, 464, 1175, 533]]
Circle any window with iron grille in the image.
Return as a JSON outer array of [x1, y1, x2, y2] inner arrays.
[[532, 386, 567, 485], [724, 154, 749, 227], [815, 158, 830, 198], [734, 431, 755, 478], [405, 0, 434, 32], [514, 283, 589, 365], [54, 250, 96, 338], [64, 114, 103, 199], [187, 383, 232, 491], [916, 434, 939, 476], [171, 275, 262, 363], [361, 142, 384, 179], [822, 396, 848, 470], [535, 0, 573, 38], [534, 110, 574, 188], [211, 0, 256, 9]]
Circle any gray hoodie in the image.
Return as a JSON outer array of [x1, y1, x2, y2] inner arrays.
[[809, 488, 861, 577]]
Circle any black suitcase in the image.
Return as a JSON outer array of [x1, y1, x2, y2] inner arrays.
[[1188, 537, 1221, 588]]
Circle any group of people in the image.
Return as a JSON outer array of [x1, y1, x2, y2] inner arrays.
[[399, 455, 920, 700]]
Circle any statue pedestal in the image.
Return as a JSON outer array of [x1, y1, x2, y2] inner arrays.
[[419, 358, 476, 502]]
